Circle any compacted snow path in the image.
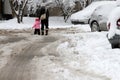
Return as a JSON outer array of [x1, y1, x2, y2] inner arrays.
[[0, 29, 60, 80], [0, 28, 110, 80]]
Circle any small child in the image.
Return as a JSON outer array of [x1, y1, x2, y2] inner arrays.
[[32, 18, 41, 35]]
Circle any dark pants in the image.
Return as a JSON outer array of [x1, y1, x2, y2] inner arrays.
[[34, 29, 40, 35], [41, 20, 49, 31]]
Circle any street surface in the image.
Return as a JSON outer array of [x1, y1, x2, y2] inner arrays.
[[0, 28, 110, 80]]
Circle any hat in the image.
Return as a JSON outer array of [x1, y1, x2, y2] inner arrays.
[[35, 18, 40, 21]]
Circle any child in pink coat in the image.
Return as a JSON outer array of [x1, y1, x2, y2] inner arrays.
[[32, 18, 41, 35]]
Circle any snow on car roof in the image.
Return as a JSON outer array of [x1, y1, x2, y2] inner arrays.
[[92, 2, 117, 17], [108, 7, 120, 25], [71, 1, 115, 20]]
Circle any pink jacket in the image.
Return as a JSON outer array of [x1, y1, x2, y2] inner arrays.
[[32, 19, 41, 29]]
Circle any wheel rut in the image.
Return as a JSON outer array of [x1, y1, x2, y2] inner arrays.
[[0, 36, 58, 80]]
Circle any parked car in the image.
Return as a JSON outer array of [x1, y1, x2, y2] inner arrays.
[[107, 7, 120, 48], [89, 2, 117, 32], [70, 1, 115, 24]]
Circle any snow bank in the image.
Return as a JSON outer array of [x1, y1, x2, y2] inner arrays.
[[57, 32, 120, 80], [0, 17, 73, 29]]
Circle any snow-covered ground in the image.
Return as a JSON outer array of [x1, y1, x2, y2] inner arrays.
[[56, 32, 120, 80], [0, 17, 73, 29], [0, 17, 120, 80]]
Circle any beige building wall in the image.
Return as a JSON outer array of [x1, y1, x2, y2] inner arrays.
[[4, 0, 12, 14]]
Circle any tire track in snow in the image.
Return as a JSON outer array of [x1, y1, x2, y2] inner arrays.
[[0, 35, 58, 80]]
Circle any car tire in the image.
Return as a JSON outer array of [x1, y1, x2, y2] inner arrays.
[[91, 21, 100, 32]]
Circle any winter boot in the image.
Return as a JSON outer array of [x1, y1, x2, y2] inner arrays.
[[41, 31, 44, 35], [45, 30, 48, 35], [38, 30, 40, 35]]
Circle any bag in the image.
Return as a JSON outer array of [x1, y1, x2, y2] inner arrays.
[[40, 13, 46, 20]]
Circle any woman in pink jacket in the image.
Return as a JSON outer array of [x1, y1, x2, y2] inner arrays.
[[32, 18, 41, 35]]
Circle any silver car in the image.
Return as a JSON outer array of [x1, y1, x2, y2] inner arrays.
[[89, 2, 117, 32], [70, 1, 115, 24]]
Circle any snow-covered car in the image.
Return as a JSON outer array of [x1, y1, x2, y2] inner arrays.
[[89, 2, 117, 32], [107, 7, 120, 48], [70, 1, 116, 24]]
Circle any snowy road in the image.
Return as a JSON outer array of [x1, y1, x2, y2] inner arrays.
[[0, 29, 59, 80], [0, 28, 117, 80]]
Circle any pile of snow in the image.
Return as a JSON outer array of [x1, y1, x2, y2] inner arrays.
[[56, 32, 120, 80], [30, 29, 120, 80], [0, 18, 34, 29]]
